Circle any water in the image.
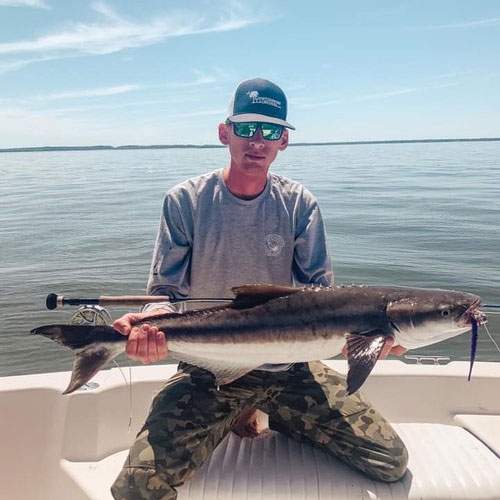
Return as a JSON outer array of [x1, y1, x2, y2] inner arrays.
[[1, 142, 499, 378]]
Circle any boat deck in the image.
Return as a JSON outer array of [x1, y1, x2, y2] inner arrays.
[[1, 361, 499, 500]]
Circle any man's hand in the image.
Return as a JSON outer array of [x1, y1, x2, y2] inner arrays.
[[113, 311, 169, 364], [341, 337, 407, 359]]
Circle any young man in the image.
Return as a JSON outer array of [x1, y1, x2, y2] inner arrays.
[[111, 78, 408, 500]]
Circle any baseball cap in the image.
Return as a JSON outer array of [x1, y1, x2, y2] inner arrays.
[[226, 78, 295, 130]]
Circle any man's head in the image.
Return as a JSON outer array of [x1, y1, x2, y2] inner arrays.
[[219, 78, 293, 175]]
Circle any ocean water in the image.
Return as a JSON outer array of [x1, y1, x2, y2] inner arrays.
[[0, 141, 499, 378]]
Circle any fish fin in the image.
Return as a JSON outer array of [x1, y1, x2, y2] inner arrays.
[[63, 344, 120, 394], [345, 332, 387, 395], [230, 284, 304, 309], [173, 351, 260, 386], [31, 324, 120, 349]]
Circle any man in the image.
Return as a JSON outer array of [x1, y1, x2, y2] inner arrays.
[[111, 78, 408, 500]]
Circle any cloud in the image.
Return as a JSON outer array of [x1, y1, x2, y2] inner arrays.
[[5, 73, 220, 106], [32, 84, 143, 101], [353, 87, 419, 102], [294, 81, 460, 109], [0, 1, 265, 56], [171, 108, 225, 119], [294, 97, 343, 109], [0, 0, 49, 8], [0, 102, 225, 147], [409, 17, 500, 30], [0, 55, 58, 73]]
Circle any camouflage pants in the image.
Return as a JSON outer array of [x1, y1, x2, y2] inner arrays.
[[111, 361, 408, 500]]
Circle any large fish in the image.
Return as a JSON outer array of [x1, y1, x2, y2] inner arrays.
[[32, 284, 486, 395]]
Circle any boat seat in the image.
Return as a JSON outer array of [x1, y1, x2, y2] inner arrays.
[[60, 422, 500, 500], [453, 414, 500, 456]]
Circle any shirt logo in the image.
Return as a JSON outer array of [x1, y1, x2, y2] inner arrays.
[[246, 90, 282, 109], [264, 234, 285, 257]]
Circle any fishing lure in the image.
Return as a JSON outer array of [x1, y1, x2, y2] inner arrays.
[[467, 307, 487, 381], [468, 317, 478, 381]]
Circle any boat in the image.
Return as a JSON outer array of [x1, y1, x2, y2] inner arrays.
[[1, 357, 499, 500]]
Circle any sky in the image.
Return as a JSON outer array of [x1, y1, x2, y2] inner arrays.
[[0, 0, 499, 147]]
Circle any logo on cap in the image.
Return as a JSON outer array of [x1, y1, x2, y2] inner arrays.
[[246, 90, 282, 109]]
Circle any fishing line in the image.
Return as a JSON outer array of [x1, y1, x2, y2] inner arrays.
[[483, 324, 500, 354], [111, 360, 133, 474], [112, 360, 133, 433]]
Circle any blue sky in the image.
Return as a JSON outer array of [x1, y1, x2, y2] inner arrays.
[[0, 0, 499, 147]]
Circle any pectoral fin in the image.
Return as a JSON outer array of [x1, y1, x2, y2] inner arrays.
[[345, 332, 387, 395]]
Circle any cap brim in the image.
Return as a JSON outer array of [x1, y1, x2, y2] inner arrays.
[[227, 113, 295, 130]]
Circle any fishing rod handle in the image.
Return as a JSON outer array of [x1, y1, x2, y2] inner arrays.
[[46, 293, 171, 310]]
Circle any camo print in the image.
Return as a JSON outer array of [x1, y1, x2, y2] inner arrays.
[[111, 361, 408, 499]]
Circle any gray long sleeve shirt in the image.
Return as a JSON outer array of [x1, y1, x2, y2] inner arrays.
[[146, 169, 333, 301], [145, 169, 333, 371]]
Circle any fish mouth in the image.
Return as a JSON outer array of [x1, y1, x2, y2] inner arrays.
[[462, 298, 487, 327]]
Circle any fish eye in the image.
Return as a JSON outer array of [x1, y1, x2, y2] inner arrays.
[[441, 309, 451, 317]]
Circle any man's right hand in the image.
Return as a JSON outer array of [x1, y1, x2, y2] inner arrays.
[[113, 311, 169, 364]]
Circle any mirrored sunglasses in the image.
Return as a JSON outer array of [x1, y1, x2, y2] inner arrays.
[[231, 122, 284, 141]]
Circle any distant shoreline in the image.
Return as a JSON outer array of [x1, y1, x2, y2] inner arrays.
[[1, 137, 499, 154]]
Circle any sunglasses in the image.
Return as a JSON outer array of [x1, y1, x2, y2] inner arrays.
[[230, 121, 284, 141]]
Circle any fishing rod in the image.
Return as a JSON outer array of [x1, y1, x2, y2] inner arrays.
[[46, 293, 500, 310], [45, 293, 233, 310]]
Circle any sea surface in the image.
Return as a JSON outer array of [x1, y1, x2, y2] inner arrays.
[[1, 142, 499, 378]]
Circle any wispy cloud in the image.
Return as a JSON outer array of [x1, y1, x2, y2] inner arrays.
[[171, 109, 225, 119], [354, 82, 459, 102], [0, 1, 266, 56], [409, 17, 500, 30], [0, 0, 49, 8], [293, 97, 343, 109], [7, 72, 220, 105], [31, 84, 143, 101], [294, 81, 460, 109], [0, 102, 225, 147], [165, 75, 217, 89], [353, 87, 419, 102], [0, 55, 58, 74]]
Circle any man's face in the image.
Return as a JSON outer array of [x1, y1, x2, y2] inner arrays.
[[218, 121, 289, 177]]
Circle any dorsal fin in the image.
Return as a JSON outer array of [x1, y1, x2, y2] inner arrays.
[[230, 284, 304, 309]]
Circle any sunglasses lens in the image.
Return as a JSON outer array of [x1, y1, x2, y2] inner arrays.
[[233, 122, 257, 138], [232, 122, 284, 140], [261, 123, 284, 140]]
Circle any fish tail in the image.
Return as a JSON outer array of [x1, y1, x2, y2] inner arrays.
[[31, 324, 124, 394], [31, 324, 120, 349]]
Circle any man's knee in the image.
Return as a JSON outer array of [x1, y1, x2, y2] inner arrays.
[[365, 438, 409, 482]]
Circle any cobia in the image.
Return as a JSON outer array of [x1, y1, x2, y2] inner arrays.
[[31, 284, 486, 395]]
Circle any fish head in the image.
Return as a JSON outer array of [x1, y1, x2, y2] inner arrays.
[[387, 289, 485, 350]]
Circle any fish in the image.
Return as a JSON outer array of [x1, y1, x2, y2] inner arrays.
[[31, 284, 486, 395]]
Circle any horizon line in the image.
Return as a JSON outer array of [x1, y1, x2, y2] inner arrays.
[[1, 137, 499, 153]]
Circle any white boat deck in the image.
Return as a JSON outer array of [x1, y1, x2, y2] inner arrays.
[[1, 360, 499, 500]]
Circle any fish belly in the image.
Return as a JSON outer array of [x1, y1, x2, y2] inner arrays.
[[168, 335, 345, 364]]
